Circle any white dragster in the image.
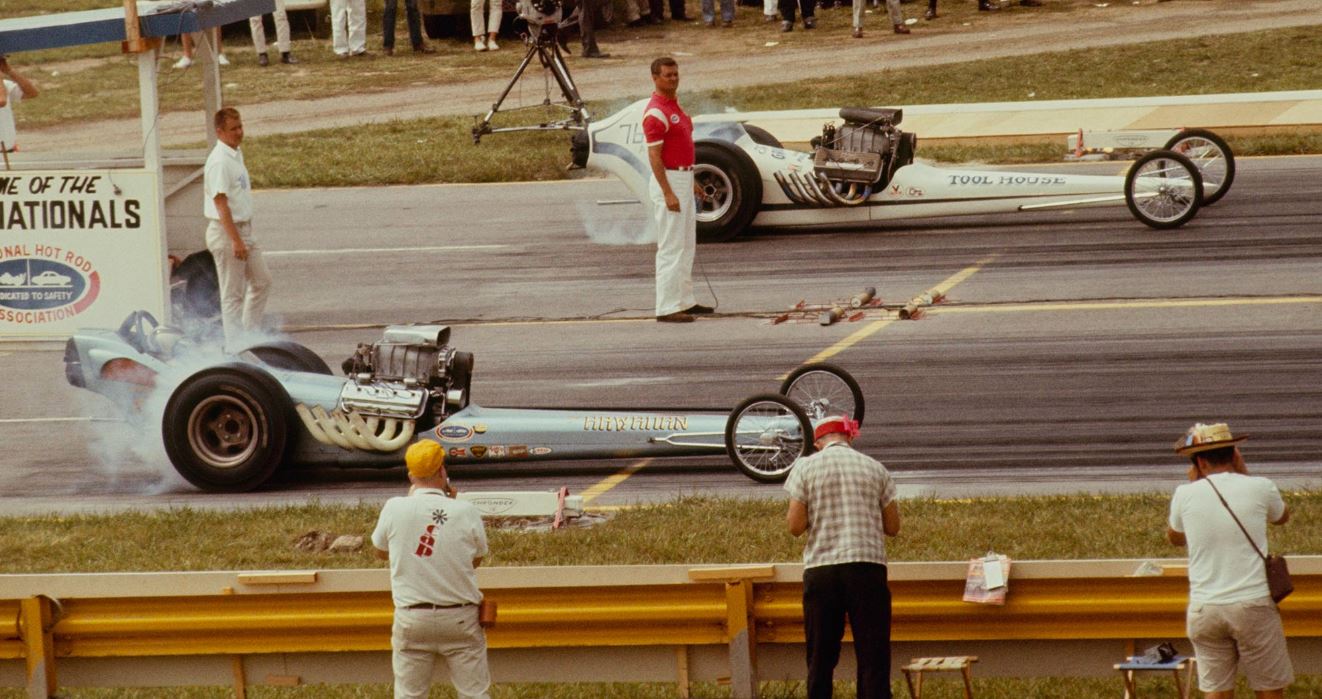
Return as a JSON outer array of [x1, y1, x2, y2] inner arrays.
[[571, 99, 1234, 242]]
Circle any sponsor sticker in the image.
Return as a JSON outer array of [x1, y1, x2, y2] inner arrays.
[[510, 445, 529, 458], [470, 445, 488, 458], [437, 424, 474, 442], [530, 447, 553, 456], [488, 445, 508, 458], [669, 114, 680, 124], [473, 424, 488, 434], [469, 497, 517, 515], [448, 447, 466, 458]]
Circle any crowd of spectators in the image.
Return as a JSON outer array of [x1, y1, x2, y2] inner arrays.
[[164, 0, 1050, 69]]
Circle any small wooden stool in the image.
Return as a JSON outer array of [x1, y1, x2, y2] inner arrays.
[[1114, 655, 1196, 699], [902, 656, 978, 699]]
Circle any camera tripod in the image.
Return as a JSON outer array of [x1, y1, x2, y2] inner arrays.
[[472, 22, 590, 144]]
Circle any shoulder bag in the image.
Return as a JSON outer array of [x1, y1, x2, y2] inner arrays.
[[1203, 477, 1293, 603]]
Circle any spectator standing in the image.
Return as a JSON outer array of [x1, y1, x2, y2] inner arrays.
[[785, 416, 900, 699], [643, 57, 714, 323], [649, 0, 690, 22], [372, 441, 492, 699], [203, 108, 271, 348], [852, 0, 908, 37], [578, 0, 611, 58], [330, 0, 369, 57], [779, 0, 816, 31], [1167, 422, 1293, 699], [702, 0, 735, 26], [763, 0, 779, 22], [0, 56, 39, 154], [249, 0, 299, 66], [384, 0, 435, 55], [472, 0, 502, 51], [174, 30, 228, 69]]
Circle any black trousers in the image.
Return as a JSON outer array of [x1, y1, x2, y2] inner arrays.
[[649, 0, 689, 19], [778, 0, 815, 21], [803, 562, 892, 699]]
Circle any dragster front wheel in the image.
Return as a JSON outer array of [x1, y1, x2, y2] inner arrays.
[[725, 393, 812, 483], [1125, 150, 1203, 230], [780, 363, 865, 425], [1165, 129, 1234, 206]]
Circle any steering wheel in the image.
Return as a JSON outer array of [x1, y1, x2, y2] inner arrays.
[[116, 310, 161, 355]]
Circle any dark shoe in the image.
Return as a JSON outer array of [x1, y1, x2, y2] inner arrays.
[[803, 16, 816, 28], [851, 26, 863, 38], [647, 14, 663, 23], [780, 19, 793, 31], [583, 49, 611, 58], [383, 46, 394, 56], [672, 14, 690, 20], [257, 52, 269, 67], [978, 2, 999, 9], [684, 304, 715, 315], [1020, 0, 1042, 5], [657, 311, 695, 323], [627, 17, 648, 26], [281, 51, 298, 64], [704, 18, 715, 26], [893, 22, 910, 33], [413, 44, 436, 54], [764, 13, 778, 21], [351, 50, 372, 57], [722, 19, 733, 27], [923, 7, 936, 19]]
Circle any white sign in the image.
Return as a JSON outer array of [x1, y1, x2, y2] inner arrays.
[[0, 169, 166, 340]]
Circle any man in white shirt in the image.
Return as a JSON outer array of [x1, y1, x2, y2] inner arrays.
[[204, 108, 272, 347], [373, 441, 491, 699], [0, 56, 40, 153], [1167, 422, 1293, 699]]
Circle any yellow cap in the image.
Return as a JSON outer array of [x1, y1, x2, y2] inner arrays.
[[405, 441, 445, 479]]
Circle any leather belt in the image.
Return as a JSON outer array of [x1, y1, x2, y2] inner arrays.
[[666, 166, 694, 171], [404, 602, 473, 610]]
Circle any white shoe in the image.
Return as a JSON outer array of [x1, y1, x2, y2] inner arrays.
[[217, 53, 230, 66], [474, 36, 487, 51], [487, 37, 499, 50], [173, 55, 193, 69]]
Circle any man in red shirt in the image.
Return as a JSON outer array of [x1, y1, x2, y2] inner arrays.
[[643, 57, 714, 323]]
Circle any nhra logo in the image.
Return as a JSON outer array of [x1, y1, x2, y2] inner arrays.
[[0, 254, 100, 324]]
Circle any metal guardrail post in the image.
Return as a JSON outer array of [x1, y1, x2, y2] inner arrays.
[[691, 565, 776, 699], [18, 596, 56, 699]]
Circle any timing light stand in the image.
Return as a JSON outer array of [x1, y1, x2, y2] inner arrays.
[[472, 22, 590, 144]]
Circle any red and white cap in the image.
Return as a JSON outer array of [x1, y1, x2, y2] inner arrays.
[[813, 416, 860, 442]]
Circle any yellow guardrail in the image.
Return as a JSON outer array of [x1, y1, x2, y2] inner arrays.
[[3, 558, 1320, 698]]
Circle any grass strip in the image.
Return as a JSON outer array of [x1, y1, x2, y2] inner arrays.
[[3, 492, 1318, 573]]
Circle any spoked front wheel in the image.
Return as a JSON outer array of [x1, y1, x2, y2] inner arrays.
[[779, 363, 865, 425], [1164, 129, 1234, 206], [724, 393, 813, 483], [1125, 150, 1203, 230]]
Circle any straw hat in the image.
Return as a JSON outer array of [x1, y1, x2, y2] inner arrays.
[[1174, 422, 1248, 456]]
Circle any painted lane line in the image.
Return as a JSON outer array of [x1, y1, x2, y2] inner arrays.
[[930, 295, 1322, 315], [263, 244, 508, 257], [282, 317, 653, 333], [0, 417, 122, 424], [580, 459, 652, 505], [787, 256, 998, 374]]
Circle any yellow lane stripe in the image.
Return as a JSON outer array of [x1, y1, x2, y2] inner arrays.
[[580, 458, 652, 504], [786, 256, 998, 374], [930, 295, 1322, 315]]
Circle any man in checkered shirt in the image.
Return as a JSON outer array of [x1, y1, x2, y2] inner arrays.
[[785, 415, 901, 699]]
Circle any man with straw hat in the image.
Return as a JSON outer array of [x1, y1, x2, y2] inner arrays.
[[1167, 422, 1292, 699], [785, 415, 900, 699], [372, 441, 491, 699]]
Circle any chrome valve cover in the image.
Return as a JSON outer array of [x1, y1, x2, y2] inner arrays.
[[337, 382, 429, 419]]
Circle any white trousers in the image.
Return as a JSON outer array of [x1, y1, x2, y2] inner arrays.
[[764, 0, 777, 15], [330, 0, 368, 55], [471, 0, 502, 36], [249, 0, 291, 54], [392, 606, 491, 699], [206, 220, 272, 347], [648, 170, 696, 316], [855, 0, 900, 27]]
